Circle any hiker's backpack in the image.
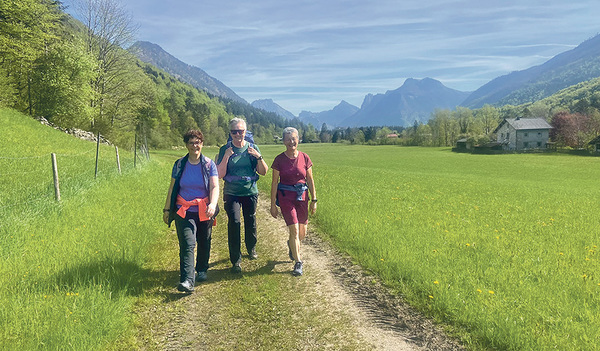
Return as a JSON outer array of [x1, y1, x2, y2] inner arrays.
[[226, 130, 255, 147], [223, 130, 259, 183]]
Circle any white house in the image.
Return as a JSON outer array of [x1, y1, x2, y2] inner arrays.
[[494, 117, 552, 151]]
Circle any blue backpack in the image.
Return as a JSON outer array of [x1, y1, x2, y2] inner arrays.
[[226, 130, 255, 146], [223, 130, 259, 183]]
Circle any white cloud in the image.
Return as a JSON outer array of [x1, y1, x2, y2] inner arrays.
[[64, 0, 600, 114]]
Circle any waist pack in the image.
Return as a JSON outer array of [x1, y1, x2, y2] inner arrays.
[[277, 182, 308, 205]]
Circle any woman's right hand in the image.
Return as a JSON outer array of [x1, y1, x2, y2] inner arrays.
[[162, 211, 169, 224], [270, 204, 278, 218]]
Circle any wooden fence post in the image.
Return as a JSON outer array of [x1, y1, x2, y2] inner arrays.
[[134, 133, 137, 168], [95, 131, 100, 179], [115, 146, 121, 174], [51, 153, 61, 201]]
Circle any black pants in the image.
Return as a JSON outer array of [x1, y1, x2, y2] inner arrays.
[[175, 211, 213, 284], [224, 194, 258, 265]]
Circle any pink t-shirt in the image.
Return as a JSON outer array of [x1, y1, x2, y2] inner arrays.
[[271, 151, 313, 185]]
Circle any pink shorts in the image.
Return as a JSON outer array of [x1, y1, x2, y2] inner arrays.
[[278, 190, 308, 226]]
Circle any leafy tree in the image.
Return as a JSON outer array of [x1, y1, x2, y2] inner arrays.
[[454, 106, 473, 134], [475, 104, 501, 135], [319, 123, 331, 143], [73, 0, 138, 131], [31, 39, 95, 127], [0, 0, 63, 113], [550, 111, 593, 148]]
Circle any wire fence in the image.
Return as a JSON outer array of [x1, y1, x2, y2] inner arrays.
[[0, 146, 143, 212]]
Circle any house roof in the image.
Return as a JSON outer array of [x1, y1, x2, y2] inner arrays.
[[493, 118, 552, 133]]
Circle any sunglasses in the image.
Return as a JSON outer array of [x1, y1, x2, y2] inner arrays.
[[230, 129, 245, 135]]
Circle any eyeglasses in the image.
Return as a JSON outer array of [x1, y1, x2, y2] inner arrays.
[[230, 129, 245, 135], [187, 141, 202, 146]]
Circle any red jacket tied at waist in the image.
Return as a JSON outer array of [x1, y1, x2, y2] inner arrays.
[[176, 195, 210, 221]]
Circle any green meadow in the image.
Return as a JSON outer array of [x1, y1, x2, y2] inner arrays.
[[259, 143, 600, 350], [0, 108, 168, 349], [2, 105, 599, 350]]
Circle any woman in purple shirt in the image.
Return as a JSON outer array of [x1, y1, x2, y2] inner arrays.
[[163, 130, 219, 292], [270, 127, 317, 276]]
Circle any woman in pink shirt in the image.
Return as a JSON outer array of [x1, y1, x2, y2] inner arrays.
[[270, 127, 317, 276]]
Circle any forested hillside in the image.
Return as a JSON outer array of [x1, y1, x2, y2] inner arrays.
[[461, 34, 600, 108], [0, 0, 311, 149]]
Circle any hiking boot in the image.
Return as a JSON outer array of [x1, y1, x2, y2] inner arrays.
[[231, 263, 242, 273], [248, 248, 258, 260], [177, 280, 194, 293], [196, 271, 207, 282], [287, 240, 294, 261], [292, 261, 303, 276]]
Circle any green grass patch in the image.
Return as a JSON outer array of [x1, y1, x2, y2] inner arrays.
[[258, 144, 600, 350], [0, 108, 167, 350]]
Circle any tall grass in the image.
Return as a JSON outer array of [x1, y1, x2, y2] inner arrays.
[[259, 144, 600, 350], [0, 108, 168, 350]]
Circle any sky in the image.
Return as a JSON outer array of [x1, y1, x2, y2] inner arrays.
[[63, 0, 600, 115]]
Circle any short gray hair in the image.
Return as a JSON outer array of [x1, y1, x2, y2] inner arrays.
[[229, 117, 246, 130], [283, 127, 298, 139]]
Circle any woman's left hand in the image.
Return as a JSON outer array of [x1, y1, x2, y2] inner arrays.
[[309, 201, 317, 215], [247, 146, 261, 159], [206, 203, 217, 218]]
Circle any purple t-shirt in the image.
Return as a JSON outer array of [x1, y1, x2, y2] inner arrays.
[[271, 151, 313, 185], [172, 159, 218, 212]]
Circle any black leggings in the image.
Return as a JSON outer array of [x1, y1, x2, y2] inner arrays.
[[223, 194, 258, 265]]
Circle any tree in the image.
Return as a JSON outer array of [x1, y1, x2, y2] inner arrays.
[[302, 125, 317, 143], [30, 39, 95, 127], [454, 106, 473, 134], [319, 123, 331, 143], [73, 0, 138, 131], [428, 109, 456, 146], [0, 0, 63, 113], [475, 104, 501, 135], [550, 111, 593, 148]]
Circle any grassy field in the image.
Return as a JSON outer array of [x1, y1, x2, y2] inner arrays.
[[3, 107, 598, 350], [258, 143, 600, 350], [0, 108, 168, 349]]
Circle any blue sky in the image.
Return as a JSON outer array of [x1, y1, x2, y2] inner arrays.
[[64, 0, 600, 115]]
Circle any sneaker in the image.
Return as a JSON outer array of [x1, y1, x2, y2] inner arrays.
[[248, 248, 258, 260], [292, 261, 303, 276], [196, 271, 207, 282], [231, 263, 242, 273], [177, 280, 194, 293], [287, 240, 294, 261]]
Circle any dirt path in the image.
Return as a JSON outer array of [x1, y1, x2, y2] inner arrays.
[[135, 196, 462, 350]]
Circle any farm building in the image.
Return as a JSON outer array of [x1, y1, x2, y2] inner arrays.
[[493, 117, 552, 151]]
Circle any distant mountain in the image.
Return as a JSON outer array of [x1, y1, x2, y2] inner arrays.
[[342, 78, 469, 127], [129, 41, 246, 104], [251, 99, 296, 119], [298, 101, 360, 128], [461, 34, 600, 108]]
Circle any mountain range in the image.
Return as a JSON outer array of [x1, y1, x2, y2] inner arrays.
[[251, 99, 296, 119], [130, 33, 600, 128], [461, 34, 600, 108], [343, 78, 469, 127], [299, 101, 360, 128], [129, 41, 246, 103]]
